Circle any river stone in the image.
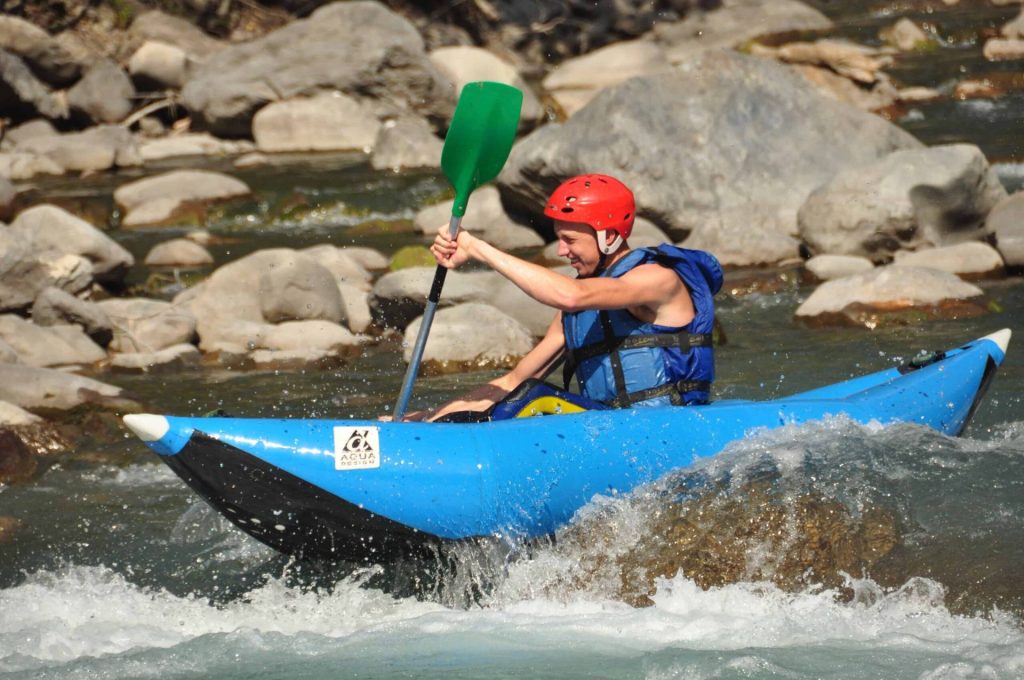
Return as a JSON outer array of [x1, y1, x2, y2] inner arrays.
[[263, 320, 362, 352], [336, 282, 372, 334], [342, 247, 389, 271], [1003, 10, 1024, 39], [114, 170, 251, 228], [9, 204, 134, 282], [68, 59, 135, 124], [880, 18, 931, 51], [301, 245, 373, 291], [144, 239, 214, 268], [15, 126, 142, 173], [794, 265, 986, 327], [0, 234, 93, 312], [31, 287, 113, 347], [0, 427, 37, 483], [129, 41, 190, 89], [983, 38, 1024, 61], [681, 224, 801, 267], [499, 51, 919, 242], [0, 339, 16, 363], [653, 0, 833, 63], [414, 186, 543, 251], [804, 254, 875, 282], [892, 242, 1005, 280], [252, 92, 381, 153], [110, 344, 202, 372], [97, 298, 197, 354], [0, 314, 106, 367], [137, 134, 254, 163], [372, 267, 501, 329], [0, 16, 81, 86], [0, 151, 62, 180], [0, 400, 41, 427], [369, 117, 443, 172], [798, 144, 1007, 262], [428, 46, 543, 125], [0, 48, 67, 121], [0, 363, 139, 412], [3, 118, 57, 148], [181, 1, 454, 137], [542, 40, 670, 118], [130, 10, 225, 59], [988, 192, 1024, 267], [403, 302, 534, 369], [176, 249, 345, 351]]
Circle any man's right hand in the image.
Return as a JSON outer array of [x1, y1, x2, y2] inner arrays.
[[431, 224, 476, 269]]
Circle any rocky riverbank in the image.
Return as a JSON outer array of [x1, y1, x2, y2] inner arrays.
[[1, 0, 1023, 482]]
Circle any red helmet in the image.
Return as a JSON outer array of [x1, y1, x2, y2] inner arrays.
[[543, 174, 635, 244]]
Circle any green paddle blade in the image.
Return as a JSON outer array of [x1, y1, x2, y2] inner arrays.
[[441, 81, 523, 218]]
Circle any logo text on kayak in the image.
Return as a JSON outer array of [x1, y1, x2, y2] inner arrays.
[[332, 426, 380, 470]]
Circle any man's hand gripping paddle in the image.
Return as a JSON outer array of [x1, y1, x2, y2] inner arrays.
[[392, 81, 523, 421]]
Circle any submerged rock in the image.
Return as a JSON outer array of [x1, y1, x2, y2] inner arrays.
[[114, 170, 251, 228], [794, 265, 987, 328]]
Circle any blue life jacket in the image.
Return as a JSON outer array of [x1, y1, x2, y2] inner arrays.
[[561, 245, 723, 407]]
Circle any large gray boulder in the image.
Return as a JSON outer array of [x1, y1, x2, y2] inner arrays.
[[128, 41, 191, 90], [403, 302, 534, 369], [0, 49, 66, 121], [0, 315, 106, 368], [988, 192, 1024, 268], [498, 51, 919, 243], [414, 186, 544, 251], [176, 248, 345, 352], [31, 287, 113, 347], [181, 1, 454, 137], [794, 265, 986, 327], [301, 245, 374, 291], [252, 92, 381, 153], [0, 231, 93, 312], [0, 363, 139, 412], [113, 170, 250, 228], [0, 16, 81, 86], [67, 59, 135, 124], [370, 117, 443, 172], [429, 46, 544, 126], [97, 298, 198, 354], [8, 204, 134, 282], [15, 126, 142, 174], [798, 144, 1008, 262]]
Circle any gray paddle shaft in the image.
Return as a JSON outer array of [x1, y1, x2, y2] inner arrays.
[[392, 215, 462, 420]]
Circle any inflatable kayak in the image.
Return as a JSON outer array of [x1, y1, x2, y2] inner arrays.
[[124, 329, 1010, 563]]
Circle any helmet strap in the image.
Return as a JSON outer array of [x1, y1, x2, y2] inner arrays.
[[596, 232, 623, 255]]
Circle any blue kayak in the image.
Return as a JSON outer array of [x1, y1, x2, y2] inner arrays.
[[124, 329, 1010, 563]]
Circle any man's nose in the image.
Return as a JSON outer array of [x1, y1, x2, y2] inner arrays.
[[557, 241, 569, 256]]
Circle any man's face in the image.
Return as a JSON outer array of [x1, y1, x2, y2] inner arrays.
[[554, 220, 603, 276]]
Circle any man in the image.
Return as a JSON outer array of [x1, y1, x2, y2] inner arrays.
[[412, 173, 722, 422]]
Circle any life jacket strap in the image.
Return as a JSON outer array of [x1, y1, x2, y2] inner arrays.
[[604, 379, 711, 408]]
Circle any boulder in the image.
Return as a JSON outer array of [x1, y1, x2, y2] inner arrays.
[[8, 204, 134, 282], [2, 118, 57, 148], [301, 244, 373, 290], [892, 242, 1005, 280], [129, 10, 225, 59], [15, 126, 142, 173], [370, 117, 443, 172], [342, 247, 389, 271], [0, 363, 139, 412], [542, 40, 670, 117], [798, 144, 1007, 262], [144, 239, 215, 267], [804, 254, 875, 282], [97, 298, 198, 354], [403, 302, 534, 369], [988, 192, 1024, 267], [429, 46, 544, 125], [983, 38, 1024, 61], [0, 48, 66, 121], [0, 151, 62, 180], [181, 1, 453, 137], [681, 224, 801, 267], [263, 320, 362, 352], [0, 400, 41, 427], [499, 51, 919, 241], [252, 92, 381, 153], [414, 185, 543, 250], [653, 0, 833, 63], [372, 267, 500, 329], [0, 314, 106, 367], [0, 16, 81, 86], [0, 339, 16, 363], [137, 134, 254, 163], [175, 249, 345, 351], [880, 18, 932, 51], [67, 59, 135, 124], [0, 233, 93, 312], [113, 169, 250, 227], [128, 41, 191, 89], [794, 265, 986, 327], [110, 344, 202, 372], [336, 282, 373, 334], [31, 287, 113, 346]]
